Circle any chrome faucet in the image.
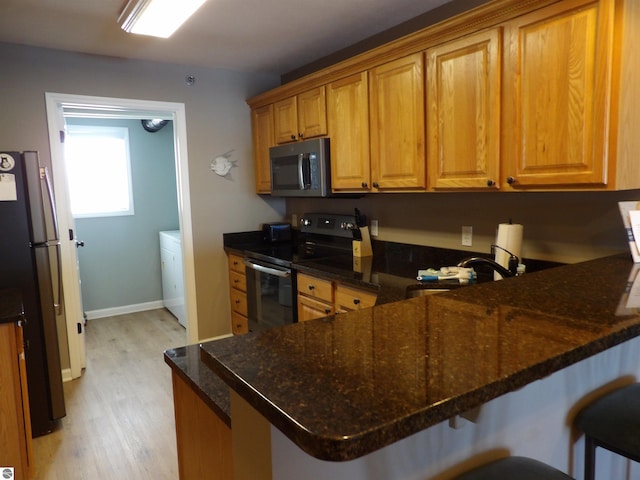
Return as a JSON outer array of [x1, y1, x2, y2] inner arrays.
[[457, 245, 520, 279], [456, 257, 516, 279]]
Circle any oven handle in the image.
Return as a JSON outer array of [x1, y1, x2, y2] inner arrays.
[[243, 259, 291, 278]]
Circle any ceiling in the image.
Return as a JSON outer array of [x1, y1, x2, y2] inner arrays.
[[0, 0, 459, 78]]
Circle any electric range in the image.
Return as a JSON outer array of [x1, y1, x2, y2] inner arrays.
[[243, 213, 359, 331]]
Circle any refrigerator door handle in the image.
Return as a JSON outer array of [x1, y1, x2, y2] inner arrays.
[[53, 242, 64, 315], [41, 166, 60, 241], [30, 240, 64, 315]]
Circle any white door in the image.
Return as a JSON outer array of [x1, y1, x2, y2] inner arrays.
[[45, 100, 86, 378], [45, 92, 198, 379]]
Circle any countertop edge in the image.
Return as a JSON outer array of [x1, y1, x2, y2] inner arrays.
[[199, 320, 640, 461], [164, 347, 231, 428]]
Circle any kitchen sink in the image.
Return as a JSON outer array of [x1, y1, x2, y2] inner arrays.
[[405, 283, 468, 298]]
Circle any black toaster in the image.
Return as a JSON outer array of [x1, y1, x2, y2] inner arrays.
[[262, 222, 292, 243]]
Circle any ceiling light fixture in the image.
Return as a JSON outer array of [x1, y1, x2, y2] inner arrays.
[[118, 0, 208, 38]]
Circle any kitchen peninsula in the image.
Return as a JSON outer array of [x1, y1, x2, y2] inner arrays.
[[167, 253, 640, 479]]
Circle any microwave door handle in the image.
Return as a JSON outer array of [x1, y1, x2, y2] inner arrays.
[[298, 154, 305, 190]]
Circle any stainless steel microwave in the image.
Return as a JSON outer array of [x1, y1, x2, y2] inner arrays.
[[269, 138, 331, 197]]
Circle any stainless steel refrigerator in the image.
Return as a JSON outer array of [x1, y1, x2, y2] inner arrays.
[[0, 150, 66, 437]]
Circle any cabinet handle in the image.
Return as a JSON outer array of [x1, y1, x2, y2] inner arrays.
[[324, 308, 331, 314], [308, 285, 315, 291], [361, 182, 368, 188], [235, 299, 241, 304], [233, 279, 239, 284], [486, 179, 495, 187], [233, 261, 238, 266], [507, 176, 516, 185], [353, 298, 360, 305], [372, 182, 379, 188], [290, 134, 296, 141], [298, 132, 304, 138]]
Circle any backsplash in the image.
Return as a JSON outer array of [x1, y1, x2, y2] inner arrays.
[[285, 190, 640, 264]]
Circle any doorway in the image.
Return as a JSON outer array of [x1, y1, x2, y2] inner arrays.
[[45, 93, 198, 379]]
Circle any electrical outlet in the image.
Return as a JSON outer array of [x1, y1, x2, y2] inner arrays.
[[461, 226, 473, 246], [370, 219, 379, 236]]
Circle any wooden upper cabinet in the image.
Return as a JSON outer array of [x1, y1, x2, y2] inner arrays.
[[298, 87, 328, 139], [502, 0, 613, 189], [274, 87, 327, 144], [327, 72, 371, 191], [369, 53, 426, 191], [427, 28, 501, 190], [274, 96, 298, 144], [252, 104, 274, 193]]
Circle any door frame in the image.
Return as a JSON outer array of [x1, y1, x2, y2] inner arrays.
[[45, 92, 197, 379]]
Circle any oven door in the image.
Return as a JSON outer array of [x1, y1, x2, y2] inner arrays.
[[243, 258, 296, 331]]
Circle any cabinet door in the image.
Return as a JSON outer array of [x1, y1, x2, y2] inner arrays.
[[298, 86, 327, 139], [252, 104, 274, 193], [502, 0, 613, 188], [274, 96, 299, 144], [369, 53, 426, 191], [0, 323, 32, 480], [327, 72, 371, 191], [297, 294, 334, 322], [427, 28, 501, 190]]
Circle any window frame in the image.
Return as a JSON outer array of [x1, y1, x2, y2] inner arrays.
[[64, 125, 135, 218]]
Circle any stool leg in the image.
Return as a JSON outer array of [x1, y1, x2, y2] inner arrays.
[[584, 435, 596, 480]]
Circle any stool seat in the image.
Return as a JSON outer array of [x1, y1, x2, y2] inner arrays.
[[576, 383, 640, 480], [455, 457, 574, 480]]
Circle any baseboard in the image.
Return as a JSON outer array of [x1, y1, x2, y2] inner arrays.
[[61, 367, 73, 383], [85, 300, 165, 320]]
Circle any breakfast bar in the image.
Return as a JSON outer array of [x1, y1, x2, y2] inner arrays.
[[168, 253, 640, 479]]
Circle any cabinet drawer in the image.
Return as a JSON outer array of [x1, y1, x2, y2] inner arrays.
[[228, 254, 245, 274], [229, 270, 246, 292], [230, 289, 247, 316], [297, 273, 333, 303], [335, 284, 377, 311], [231, 312, 248, 335]]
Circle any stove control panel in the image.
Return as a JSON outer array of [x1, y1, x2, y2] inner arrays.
[[299, 213, 358, 238]]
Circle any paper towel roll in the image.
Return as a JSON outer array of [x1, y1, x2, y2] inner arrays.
[[494, 223, 523, 280]]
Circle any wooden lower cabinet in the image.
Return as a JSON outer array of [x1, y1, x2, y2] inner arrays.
[[171, 372, 233, 480], [298, 294, 334, 322], [0, 321, 33, 480], [297, 272, 377, 321], [335, 284, 377, 313], [228, 254, 248, 335]]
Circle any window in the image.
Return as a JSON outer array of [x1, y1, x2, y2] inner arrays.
[[64, 125, 134, 218]]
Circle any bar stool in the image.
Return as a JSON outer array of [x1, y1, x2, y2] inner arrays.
[[455, 456, 574, 479], [575, 383, 640, 480]]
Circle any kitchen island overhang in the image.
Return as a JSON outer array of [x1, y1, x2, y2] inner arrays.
[[199, 253, 640, 462]]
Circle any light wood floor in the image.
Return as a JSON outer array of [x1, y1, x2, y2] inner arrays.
[[32, 309, 186, 480]]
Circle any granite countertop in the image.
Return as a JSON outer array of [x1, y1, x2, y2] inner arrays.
[[164, 345, 231, 426], [223, 232, 562, 305], [0, 289, 25, 325], [200, 253, 640, 461]]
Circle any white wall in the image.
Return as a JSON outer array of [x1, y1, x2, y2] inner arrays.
[[0, 41, 285, 341]]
